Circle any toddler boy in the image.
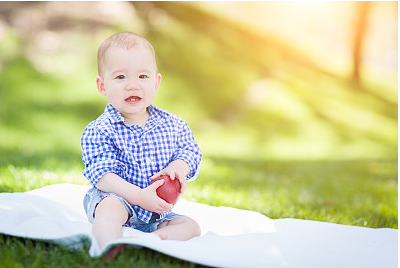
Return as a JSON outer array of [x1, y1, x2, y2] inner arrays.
[[81, 32, 202, 250]]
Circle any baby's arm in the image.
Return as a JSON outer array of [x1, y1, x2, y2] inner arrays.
[[150, 119, 202, 194], [82, 124, 172, 213], [171, 120, 202, 181], [96, 173, 172, 214]]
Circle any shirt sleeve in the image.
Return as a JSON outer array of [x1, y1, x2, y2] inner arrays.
[[81, 124, 123, 186], [171, 120, 202, 181]]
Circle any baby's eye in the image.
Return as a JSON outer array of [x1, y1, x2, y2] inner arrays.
[[115, 75, 125, 79], [139, 74, 149, 79]]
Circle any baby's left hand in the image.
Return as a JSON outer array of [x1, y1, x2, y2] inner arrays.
[[150, 159, 190, 193]]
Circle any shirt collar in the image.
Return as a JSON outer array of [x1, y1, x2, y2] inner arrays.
[[145, 104, 164, 130], [104, 103, 163, 128], [104, 103, 126, 124]]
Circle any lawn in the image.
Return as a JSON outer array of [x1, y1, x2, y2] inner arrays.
[[0, 2, 397, 267], [0, 154, 397, 267]]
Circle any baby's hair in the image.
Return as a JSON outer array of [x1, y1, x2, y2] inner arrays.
[[97, 31, 157, 77]]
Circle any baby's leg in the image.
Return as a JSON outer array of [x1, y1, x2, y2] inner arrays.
[[154, 217, 201, 240], [92, 196, 129, 250]]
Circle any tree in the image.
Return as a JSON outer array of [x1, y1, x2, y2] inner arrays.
[[352, 1, 370, 87]]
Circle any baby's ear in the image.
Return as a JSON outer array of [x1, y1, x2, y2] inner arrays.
[[155, 73, 162, 92], [96, 76, 107, 96]]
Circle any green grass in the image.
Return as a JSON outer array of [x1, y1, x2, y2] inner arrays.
[[0, 3, 397, 267], [0, 234, 202, 268], [187, 157, 398, 228], [0, 154, 397, 267]]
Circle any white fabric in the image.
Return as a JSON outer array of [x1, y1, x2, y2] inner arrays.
[[0, 184, 397, 268]]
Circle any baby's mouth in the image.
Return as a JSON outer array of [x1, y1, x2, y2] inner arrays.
[[125, 96, 141, 103]]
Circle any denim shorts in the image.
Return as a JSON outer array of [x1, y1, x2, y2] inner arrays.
[[83, 187, 184, 233]]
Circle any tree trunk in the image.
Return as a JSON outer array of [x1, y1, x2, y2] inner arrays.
[[352, 1, 370, 87]]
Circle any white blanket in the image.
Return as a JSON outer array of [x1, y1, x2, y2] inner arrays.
[[0, 184, 397, 268]]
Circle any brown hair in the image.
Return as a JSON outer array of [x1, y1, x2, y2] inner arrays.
[[97, 31, 157, 77]]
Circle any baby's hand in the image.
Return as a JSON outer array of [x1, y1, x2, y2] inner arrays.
[[138, 180, 172, 213], [150, 159, 190, 193]]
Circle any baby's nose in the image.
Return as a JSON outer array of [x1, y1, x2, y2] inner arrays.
[[125, 79, 139, 90]]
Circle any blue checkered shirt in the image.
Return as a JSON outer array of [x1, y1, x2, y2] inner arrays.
[[81, 103, 202, 223]]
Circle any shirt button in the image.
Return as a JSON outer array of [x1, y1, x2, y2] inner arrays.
[[145, 157, 152, 164]]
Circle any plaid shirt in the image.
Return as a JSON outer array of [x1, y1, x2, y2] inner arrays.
[[81, 103, 202, 223]]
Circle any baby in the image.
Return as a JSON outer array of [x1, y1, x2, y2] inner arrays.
[[81, 31, 202, 250]]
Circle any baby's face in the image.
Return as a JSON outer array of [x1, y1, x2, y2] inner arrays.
[[98, 46, 161, 124]]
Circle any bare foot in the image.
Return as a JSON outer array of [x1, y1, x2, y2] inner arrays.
[[103, 244, 127, 263], [155, 232, 167, 240]]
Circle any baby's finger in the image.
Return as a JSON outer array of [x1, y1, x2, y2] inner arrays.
[[157, 200, 172, 213], [179, 178, 187, 193], [150, 179, 164, 189], [150, 171, 165, 180], [168, 171, 176, 180], [150, 174, 159, 180]]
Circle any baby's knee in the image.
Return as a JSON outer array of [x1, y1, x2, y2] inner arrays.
[[184, 217, 201, 237], [94, 196, 129, 224]]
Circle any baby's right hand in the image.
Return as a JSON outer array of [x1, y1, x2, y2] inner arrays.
[[137, 180, 172, 213]]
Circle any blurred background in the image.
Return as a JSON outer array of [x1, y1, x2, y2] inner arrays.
[[0, 1, 397, 162]]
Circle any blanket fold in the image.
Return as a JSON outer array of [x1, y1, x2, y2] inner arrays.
[[0, 184, 397, 268]]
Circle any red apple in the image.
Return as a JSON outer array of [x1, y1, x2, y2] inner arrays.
[[151, 175, 181, 204]]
